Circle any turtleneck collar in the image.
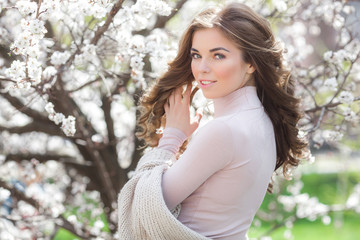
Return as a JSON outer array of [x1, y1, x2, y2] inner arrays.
[[213, 86, 262, 118]]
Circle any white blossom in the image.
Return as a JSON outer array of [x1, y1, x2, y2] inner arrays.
[[42, 66, 57, 80], [130, 55, 145, 70], [45, 102, 55, 114], [16, 1, 37, 16], [343, 109, 358, 122], [53, 113, 65, 125], [332, 14, 345, 30], [322, 130, 343, 142], [322, 215, 331, 225], [6, 60, 26, 80], [134, 0, 172, 16], [323, 77, 338, 91], [61, 115, 76, 136], [0, 187, 10, 202], [130, 35, 146, 54], [346, 184, 360, 208], [50, 51, 71, 66], [342, 5, 355, 15], [27, 57, 42, 84], [309, 25, 321, 36], [324, 51, 333, 61], [274, 0, 287, 13], [27, 19, 47, 36], [10, 33, 31, 55], [338, 91, 354, 104]]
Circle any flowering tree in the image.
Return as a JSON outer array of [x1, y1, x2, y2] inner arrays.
[[0, 0, 359, 239]]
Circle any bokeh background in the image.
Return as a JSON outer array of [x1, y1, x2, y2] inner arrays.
[[0, 0, 359, 239]]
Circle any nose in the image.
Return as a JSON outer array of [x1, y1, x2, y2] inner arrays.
[[198, 58, 210, 73]]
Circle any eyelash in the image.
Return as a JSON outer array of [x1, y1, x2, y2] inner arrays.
[[190, 53, 226, 60], [190, 53, 201, 59], [214, 53, 225, 60]]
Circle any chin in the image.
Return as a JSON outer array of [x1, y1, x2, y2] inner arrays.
[[201, 91, 221, 99]]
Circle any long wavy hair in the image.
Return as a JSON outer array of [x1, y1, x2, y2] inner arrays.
[[137, 3, 308, 182]]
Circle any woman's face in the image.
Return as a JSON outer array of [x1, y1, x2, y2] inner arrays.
[[191, 28, 255, 99]]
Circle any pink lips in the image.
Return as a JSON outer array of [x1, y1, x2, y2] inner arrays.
[[199, 79, 217, 88]]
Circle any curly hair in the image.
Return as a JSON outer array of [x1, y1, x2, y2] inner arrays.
[[137, 3, 308, 183]]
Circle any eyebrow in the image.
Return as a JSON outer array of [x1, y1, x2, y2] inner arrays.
[[191, 47, 230, 53]]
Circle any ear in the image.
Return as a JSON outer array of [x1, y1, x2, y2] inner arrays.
[[246, 64, 256, 74]]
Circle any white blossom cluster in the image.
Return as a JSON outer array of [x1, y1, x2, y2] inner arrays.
[[0, 160, 69, 238], [278, 183, 330, 222], [111, 0, 173, 87], [346, 184, 360, 212], [45, 102, 76, 136]]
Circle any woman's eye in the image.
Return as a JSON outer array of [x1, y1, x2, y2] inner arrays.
[[191, 53, 201, 59], [214, 53, 225, 60]]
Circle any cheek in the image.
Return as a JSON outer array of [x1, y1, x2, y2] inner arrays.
[[191, 62, 198, 77], [214, 62, 238, 80]]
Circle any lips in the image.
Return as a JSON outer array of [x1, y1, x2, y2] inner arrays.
[[199, 79, 217, 88]]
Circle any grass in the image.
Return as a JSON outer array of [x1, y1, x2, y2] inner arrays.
[[248, 171, 360, 240], [249, 212, 360, 240]]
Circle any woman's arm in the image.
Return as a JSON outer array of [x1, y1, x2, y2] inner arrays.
[[161, 120, 233, 210], [160, 84, 233, 210]]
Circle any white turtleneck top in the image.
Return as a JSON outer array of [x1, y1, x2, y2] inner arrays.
[[158, 86, 276, 240]]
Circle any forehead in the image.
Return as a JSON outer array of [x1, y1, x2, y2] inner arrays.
[[191, 28, 238, 50]]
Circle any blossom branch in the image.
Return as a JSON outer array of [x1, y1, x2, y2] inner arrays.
[[307, 107, 325, 133], [91, 0, 125, 45], [1, 89, 48, 121], [68, 78, 101, 93], [102, 95, 116, 146], [35, 0, 42, 19], [328, 53, 360, 104], [153, 0, 187, 29], [0, 179, 41, 210], [305, 96, 360, 114], [0, 181, 97, 240], [0, 121, 64, 137], [259, 203, 358, 238]]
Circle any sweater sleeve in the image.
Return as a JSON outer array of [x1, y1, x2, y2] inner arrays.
[[158, 127, 188, 155], [161, 120, 234, 210]]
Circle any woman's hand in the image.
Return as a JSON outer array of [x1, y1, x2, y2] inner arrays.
[[164, 83, 202, 138]]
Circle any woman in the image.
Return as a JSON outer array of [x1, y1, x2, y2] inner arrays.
[[118, 2, 308, 240]]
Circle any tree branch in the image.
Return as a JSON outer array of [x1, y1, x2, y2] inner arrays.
[[5, 153, 97, 179], [57, 216, 98, 239], [0, 89, 48, 122], [102, 96, 116, 145], [153, 0, 187, 29], [0, 179, 98, 240], [0, 180, 41, 210], [91, 0, 125, 45], [0, 121, 64, 137], [68, 78, 101, 93], [305, 96, 360, 114]]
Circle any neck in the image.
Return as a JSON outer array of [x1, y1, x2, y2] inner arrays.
[[213, 86, 262, 118]]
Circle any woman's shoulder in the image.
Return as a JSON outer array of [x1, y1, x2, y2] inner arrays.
[[195, 118, 234, 142]]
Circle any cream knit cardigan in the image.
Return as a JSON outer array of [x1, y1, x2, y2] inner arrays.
[[118, 149, 210, 240]]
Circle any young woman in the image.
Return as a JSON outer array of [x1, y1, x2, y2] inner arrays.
[[118, 3, 308, 240]]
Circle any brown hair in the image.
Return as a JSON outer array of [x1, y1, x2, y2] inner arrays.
[[137, 3, 308, 182]]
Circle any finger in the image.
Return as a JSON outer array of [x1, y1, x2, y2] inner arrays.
[[169, 90, 176, 106], [183, 83, 192, 103], [164, 101, 169, 114], [190, 111, 202, 133], [174, 87, 183, 102], [194, 108, 203, 123]]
